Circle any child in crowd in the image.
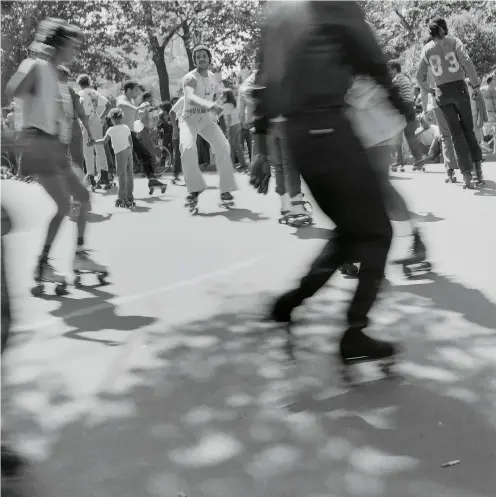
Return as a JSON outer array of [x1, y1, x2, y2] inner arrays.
[[93, 108, 134, 207], [222, 88, 248, 172]]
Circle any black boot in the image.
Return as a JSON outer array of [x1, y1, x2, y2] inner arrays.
[[339, 328, 396, 365], [473, 161, 484, 186]]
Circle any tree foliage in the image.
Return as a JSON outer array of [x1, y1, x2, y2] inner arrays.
[[361, 0, 496, 80]]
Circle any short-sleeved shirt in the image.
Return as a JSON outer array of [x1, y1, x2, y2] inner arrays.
[[416, 125, 440, 146], [116, 96, 138, 129], [420, 37, 477, 87], [78, 88, 108, 118], [105, 124, 131, 154], [222, 102, 240, 126], [182, 69, 219, 116]]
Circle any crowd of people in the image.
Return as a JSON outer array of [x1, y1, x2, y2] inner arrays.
[[1, 3, 496, 476]]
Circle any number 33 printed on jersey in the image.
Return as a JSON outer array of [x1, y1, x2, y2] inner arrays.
[[428, 52, 460, 77]]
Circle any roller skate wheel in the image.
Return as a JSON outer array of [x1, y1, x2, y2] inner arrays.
[[74, 275, 82, 288], [31, 284, 44, 297], [190, 207, 198, 215], [391, 167, 397, 172], [380, 359, 395, 377], [452, 177, 457, 183], [445, 178, 450, 183], [161, 188, 166, 193], [421, 261, 432, 272], [97, 273, 108, 285], [402, 266, 413, 279], [55, 283, 68, 296], [400, 168, 405, 172], [149, 188, 154, 195]]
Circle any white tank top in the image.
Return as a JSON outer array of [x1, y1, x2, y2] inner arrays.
[[16, 58, 59, 135]]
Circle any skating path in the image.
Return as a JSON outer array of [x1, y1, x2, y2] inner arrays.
[[2, 162, 496, 497]]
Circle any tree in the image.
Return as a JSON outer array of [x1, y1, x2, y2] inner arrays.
[[0, 0, 136, 104]]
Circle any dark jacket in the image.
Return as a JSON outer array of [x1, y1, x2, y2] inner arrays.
[[255, 1, 405, 125]]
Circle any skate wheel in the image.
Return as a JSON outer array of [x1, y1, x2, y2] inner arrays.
[[31, 284, 44, 297], [452, 177, 457, 183], [402, 266, 413, 279], [190, 208, 198, 215], [445, 178, 450, 183], [97, 274, 107, 285], [422, 168, 426, 172], [74, 275, 82, 288], [420, 262, 432, 272], [161, 188, 166, 193], [380, 360, 395, 378], [149, 189, 153, 195], [391, 168, 397, 172], [55, 283, 68, 296]]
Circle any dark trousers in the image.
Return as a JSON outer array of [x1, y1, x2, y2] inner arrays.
[[197, 135, 210, 165], [281, 110, 392, 330], [241, 127, 252, 161], [436, 80, 482, 173], [172, 137, 182, 176], [131, 131, 154, 179], [395, 109, 424, 163]]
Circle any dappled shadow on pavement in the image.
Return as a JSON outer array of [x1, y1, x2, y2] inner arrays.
[[3, 282, 496, 497]]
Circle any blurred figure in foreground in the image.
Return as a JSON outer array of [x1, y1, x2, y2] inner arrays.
[[252, 1, 411, 374]]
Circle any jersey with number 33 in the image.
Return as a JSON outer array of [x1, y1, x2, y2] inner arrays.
[[417, 36, 479, 89]]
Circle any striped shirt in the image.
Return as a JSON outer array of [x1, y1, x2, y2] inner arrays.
[[393, 73, 414, 103]]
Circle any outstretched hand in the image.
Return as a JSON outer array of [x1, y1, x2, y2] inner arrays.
[[249, 153, 271, 195]]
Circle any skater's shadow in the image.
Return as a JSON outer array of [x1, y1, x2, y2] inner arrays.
[[291, 226, 333, 240], [111, 205, 152, 214], [389, 175, 413, 180], [197, 208, 270, 222], [87, 212, 112, 223], [135, 196, 172, 204], [409, 211, 445, 223], [49, 284, 156, 347], [473, 179, 496, 197], [391, 271, 496, 330]]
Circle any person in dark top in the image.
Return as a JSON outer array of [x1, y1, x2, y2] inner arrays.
[[252, 0, 413, 371]]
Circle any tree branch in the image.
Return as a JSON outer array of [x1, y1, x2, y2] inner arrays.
[[394, 8, 415, 38]]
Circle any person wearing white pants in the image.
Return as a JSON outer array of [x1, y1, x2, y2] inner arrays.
[[180, 45, 237, 207], [77, 74, 111, 189]]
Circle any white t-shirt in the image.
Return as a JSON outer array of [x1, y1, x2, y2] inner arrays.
[[79, 88, 108, 118], [105, 124, 131, 154], [182, 69, 219, 116], [416, 125, 440, 146], [222, 102, 240, 126]]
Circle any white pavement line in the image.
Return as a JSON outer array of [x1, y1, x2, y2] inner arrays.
[[12, 252, 274, 332]]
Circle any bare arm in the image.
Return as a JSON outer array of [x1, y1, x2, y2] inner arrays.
[[6, 60, 37, 98], [100, 101, 112, 121], [94, 134, 111, 145], [454, 38, 479, 88], [170, 110, 179, 138], [416, 54, 432, 95]]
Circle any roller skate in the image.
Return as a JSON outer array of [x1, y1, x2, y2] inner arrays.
[[339, 263, 359, 278], [393, 228, 431, 278], [390, 161, 405, 173], [115, 198, 126, 208], [462, 171, 474, 189], [472, 160, 485, 187], [277, 193, 291, 224], [338, 328, 398, 385], [95, 170, 112, 190], [185, 191, 201, 214], [171, 174, 185, 186], [281, 193, 313, 227], [445, 168, 457, 183], [31, 255, 68, 297], [219, 192, 235, 209], [412, 155, 428, 172], [83, 174, 96, 192], [124, 196, 136, 209], [148, 178, 167, 195], [73, 247, 109, 287]]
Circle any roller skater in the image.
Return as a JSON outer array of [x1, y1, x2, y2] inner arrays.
[[6, 18, 107, 299], [179, 45, 238, 205], [417, 17, 483, 192], [255, 1, 409, 373], [185, 191, 200, 214]]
